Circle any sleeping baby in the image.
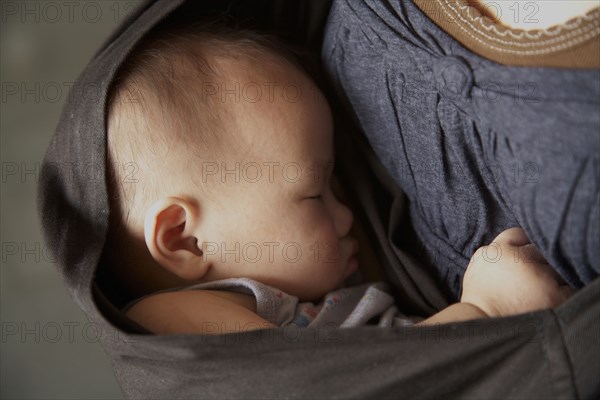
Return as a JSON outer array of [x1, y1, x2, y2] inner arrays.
[[104, 21, 573, 334]]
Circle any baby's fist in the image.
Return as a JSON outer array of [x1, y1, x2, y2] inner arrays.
[[460, 228, 574, 318]]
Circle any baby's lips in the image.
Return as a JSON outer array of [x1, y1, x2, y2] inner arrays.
[[346, 254, 359, 276]]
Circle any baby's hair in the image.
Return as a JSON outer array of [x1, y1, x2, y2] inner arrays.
[[104, 19, 319, 295], [107, 19, 311, 221]]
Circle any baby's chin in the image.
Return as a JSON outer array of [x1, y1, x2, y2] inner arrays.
[[277, 265, 356, 301], [306, 275, 358, 302], [293, 281, 344, 302]]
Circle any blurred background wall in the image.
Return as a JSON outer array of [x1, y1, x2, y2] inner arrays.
[[1, 1, 141, 398]]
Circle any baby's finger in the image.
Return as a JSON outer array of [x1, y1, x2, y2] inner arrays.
[[559, 285, 576, 301], [493, 227, 529, 247], [516, 243, 547, 264], [536, 261, 569, 286], [527, 260, 572, 290]]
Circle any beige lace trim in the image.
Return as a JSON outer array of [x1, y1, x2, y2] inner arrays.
[[438, 0, 600, 55]]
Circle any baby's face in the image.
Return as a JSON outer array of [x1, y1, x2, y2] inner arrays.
[[197, 59, 358, 301]]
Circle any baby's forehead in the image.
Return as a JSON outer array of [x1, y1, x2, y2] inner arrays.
[[189, 51, 307, 95], [193, 55, 327, 135]]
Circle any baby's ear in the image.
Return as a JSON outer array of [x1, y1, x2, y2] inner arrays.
[[144, 197, 209, 281]]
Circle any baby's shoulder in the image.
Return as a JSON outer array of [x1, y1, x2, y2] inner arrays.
[[125, 289, 274, 335]]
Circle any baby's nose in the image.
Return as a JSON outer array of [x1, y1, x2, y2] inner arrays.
[[330, 177, 354, 237], [334, 200, 354, 238]]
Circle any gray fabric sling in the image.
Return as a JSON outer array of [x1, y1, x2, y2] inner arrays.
[[37, 0, 599, 398]]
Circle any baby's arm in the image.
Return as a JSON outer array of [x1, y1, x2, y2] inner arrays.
[[416, 303, 488, 325], [417, 227, 574, 326], [126, 290, 274, 335]]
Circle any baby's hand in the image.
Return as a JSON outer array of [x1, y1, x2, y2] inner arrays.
[[460, 228, 575, 318]]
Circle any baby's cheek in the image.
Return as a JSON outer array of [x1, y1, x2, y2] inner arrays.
[[279, 212, 341, 267], [306, 230, 342, 266]]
